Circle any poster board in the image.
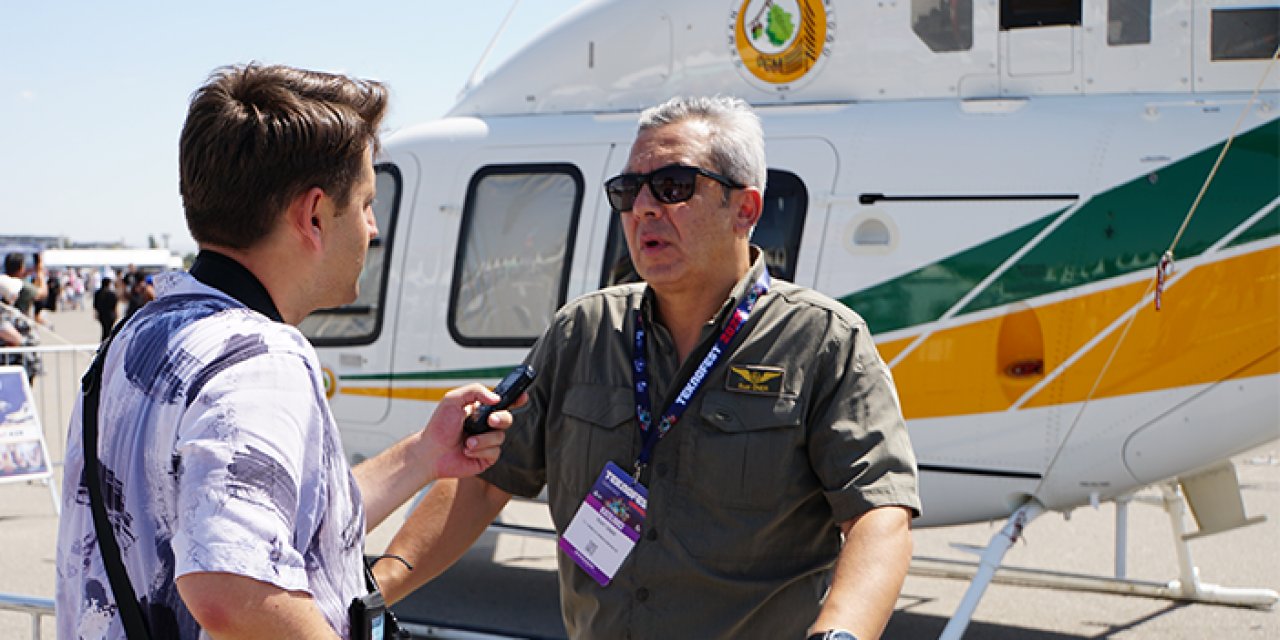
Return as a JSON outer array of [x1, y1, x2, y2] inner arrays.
[[0, 365, 53, 485]]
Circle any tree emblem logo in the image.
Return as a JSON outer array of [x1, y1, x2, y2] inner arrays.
[[749, 1, 798, 50], [321, 367, 337, 399], [729, 0, 833, 91]]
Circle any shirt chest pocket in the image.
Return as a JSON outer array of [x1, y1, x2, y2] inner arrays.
[[688, 390, 806, 510], [553, 385, 637, 506]]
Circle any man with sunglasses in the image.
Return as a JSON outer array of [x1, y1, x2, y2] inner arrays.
[[376, 96, 920, 640]]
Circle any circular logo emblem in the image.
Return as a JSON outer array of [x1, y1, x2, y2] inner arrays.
[[729, 0, 833, 92], [321, 367, 337, 399]]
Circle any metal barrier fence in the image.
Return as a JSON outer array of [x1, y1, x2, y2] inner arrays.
[[0, 594, 54, 639], [1, 340, 96, 640], [1, 343, 99, 465]]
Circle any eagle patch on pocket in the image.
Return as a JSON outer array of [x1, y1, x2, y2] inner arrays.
[[726, 364, 784, 395]]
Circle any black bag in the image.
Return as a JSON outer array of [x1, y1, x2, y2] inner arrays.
[[350, 559, 411, 639]]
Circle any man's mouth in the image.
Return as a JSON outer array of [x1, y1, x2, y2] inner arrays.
[[638, 232, 670, 250]]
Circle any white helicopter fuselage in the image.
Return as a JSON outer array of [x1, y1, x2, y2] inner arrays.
[[306, 0, 1280, 528]]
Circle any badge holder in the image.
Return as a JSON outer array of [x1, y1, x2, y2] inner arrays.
[[560, 462, 649, 586]]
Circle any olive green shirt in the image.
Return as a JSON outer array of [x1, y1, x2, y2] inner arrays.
[[481, 253, 920, 639]]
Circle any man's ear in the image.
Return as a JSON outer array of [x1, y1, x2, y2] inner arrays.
[[287, 187, 328, 251], [732, 187, 764, 236]]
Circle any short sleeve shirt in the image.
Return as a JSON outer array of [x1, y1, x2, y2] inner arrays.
[[481, 252, 921, 640], [15, 281, 37, 316], [56, 271, 366, 639]]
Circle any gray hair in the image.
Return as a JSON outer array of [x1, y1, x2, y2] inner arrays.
[[637, 96, 767, 193]]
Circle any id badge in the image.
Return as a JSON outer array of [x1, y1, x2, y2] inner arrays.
[[558, 461, 648, 586]]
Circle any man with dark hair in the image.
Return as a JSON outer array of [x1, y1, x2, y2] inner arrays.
[[92, 275, 118, 342], [56, 63, 517, 639], [0, 254, 20, 279], [3, 252, 44, 317], [375, 96, 920, 640], [40, 268, 61, 313]]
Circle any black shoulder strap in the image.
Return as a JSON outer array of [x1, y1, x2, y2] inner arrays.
[[80, 324, 153, 639]]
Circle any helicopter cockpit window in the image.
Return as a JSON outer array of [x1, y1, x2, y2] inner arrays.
[[1107, 0, 1150, 46], [299, 163, 400, 346], [912, 0, 973, 52], [1000, 0, 1081, 30], [600, 169, 808, 288], [1211, 7, 1279, 61], [449, 164, 584, 347]]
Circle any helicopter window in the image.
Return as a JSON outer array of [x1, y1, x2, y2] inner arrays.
[[1106, 0, 1150, 46], [912, 0, 973, 52], [449, 164, 584, 347], [299, 163, 401, 346], [1000, 0, 1081, 30], [1211, 8, 1279, 61], [600, 169, 808, 288]]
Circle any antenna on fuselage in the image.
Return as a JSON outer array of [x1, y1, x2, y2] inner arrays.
[[461, 0, 523, 99]]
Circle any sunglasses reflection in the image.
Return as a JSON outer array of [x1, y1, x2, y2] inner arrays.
[[605, 164, 744, 211]]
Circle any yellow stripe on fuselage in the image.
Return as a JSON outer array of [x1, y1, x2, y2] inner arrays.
[[336, 247, 1278, 419], [884, 245, 1279, 419], [1022, 245, 1278, 408], [341, 386, 451, 401]]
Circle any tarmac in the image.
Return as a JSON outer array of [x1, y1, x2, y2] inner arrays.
[[1, 305, 1277, 639]]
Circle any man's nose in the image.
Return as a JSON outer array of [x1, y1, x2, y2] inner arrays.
[[631, 183, 663, 218]]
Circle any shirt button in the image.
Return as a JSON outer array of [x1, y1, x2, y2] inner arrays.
[[636, 588, 650, 602], [646, 528, 658, 541], [656, 463, 669, 477]]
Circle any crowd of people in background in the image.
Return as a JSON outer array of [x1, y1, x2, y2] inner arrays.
[[1, 252, 48, 380], [90, 263, 158, 340], [0, 252, 162, 371]]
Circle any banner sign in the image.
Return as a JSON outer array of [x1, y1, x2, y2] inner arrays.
[[0, 365, 52, 484]]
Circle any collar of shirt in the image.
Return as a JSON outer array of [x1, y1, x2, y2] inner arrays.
[[188, 250, 284, 323]]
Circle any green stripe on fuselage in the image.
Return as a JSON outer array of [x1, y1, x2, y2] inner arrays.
[[840, 214, 1057, 334], [1227, 203, 1279, 249], [840, 120, 1279, 333], [964, 119, 1279, 315]]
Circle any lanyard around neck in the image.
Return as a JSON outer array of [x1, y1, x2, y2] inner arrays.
[[630, 270, 771, 480]]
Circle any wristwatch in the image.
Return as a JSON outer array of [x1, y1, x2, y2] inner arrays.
[[806, 630, 858, 640]]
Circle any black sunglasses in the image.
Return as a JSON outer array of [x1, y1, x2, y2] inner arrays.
[[604, 163, 744, 212]]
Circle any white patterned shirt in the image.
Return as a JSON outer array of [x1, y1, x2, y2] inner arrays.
[[56, 270, 365, 639]]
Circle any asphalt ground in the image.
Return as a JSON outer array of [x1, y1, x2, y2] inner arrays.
[[1, 305, 1276, 639]]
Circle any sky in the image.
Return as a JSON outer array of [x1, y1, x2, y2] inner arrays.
[[1, 0, 586, 255]]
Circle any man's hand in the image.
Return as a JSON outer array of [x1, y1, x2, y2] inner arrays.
[[416, 383, 523, 480], [354, 383, 523, 531]]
